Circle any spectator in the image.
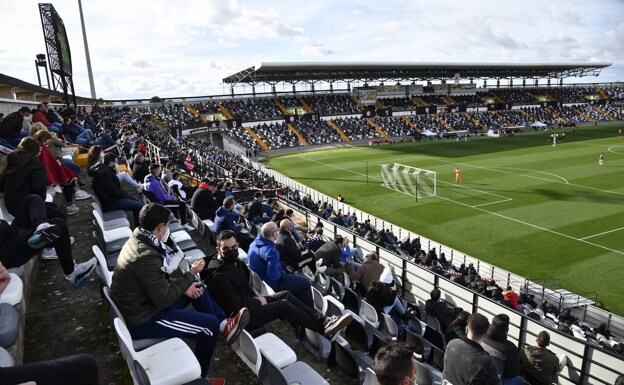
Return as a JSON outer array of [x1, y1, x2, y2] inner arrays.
[[0, 106, 30, 146], [167, 172, 187, 200], [144, 163, 193, 230], [247, 191, 270, 224], [131, 152, 149, 184], [346, 251, 385, 294], [191, 179, 219, 220], [0, 194, 97, 288], [315, 234, 348, 283], [274, 219, 320, 274], [248, 222, 313, 308], [61, 116, 92, 145], [443, 313, 501, 385], [425, 288, 455, 330], [110, 203, 249, 378], [206, 230, 352, 341], [33, 130, 80, 175], [88, 145, 142, 192], [519, 331, 568, 385], [374, 341, 418, 385], [213, 197, 254, 251], [482, 314, 523, 385], [31, 103, 62, 133], [0, 353, 99, 385], [162, 162, 174, 184], [365, 266, 408, 321], [89, 153, 144, 226], [445, 310, 470, 343], [95, 130, 116, 149], [502, 286, 524, 312]]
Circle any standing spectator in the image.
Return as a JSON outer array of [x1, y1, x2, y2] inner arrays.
[[248, 222, 313, 308], [374, 341, 418, 385], [519, 331, 568, 385], [443, 313, 501, 385], [0, 106, 30, 146], [482, 314, 523, 385], [110, 203, 249, 378]]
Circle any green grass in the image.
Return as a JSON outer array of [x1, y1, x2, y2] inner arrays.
[[264, 123, 624, 316]]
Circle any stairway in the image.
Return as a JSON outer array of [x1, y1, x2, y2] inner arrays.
[[464, 113, 487, 131], [434, 115, 456, 131], [596, 86, 609, 100], [365, 118, 389, 139], [545, 107, 570, 126], [185, 105, 209, 124], [244, 127, 270, 150], [572, 107, 595, 123], [402, 116, 421, 133], [518, 108, 533, 121], [275, 100, 289, 115], [592, 105, 616, 121], [326, 121, 350, 142], [442, 96, 455, 105], [287, 124, 309, 146], [349, 95, 365, 111], [376, 100, 386, 109], [217, 103, 235, 120], [299, 98, 314, 113]]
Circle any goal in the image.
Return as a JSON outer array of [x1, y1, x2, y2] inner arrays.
[[380, 163, 437, 199]]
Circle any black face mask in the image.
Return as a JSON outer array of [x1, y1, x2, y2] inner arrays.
[[221, 249, 239, 264]]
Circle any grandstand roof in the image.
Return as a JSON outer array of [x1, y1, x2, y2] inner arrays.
[[223, 62, 611, 86], [0, 73, 93, 105]]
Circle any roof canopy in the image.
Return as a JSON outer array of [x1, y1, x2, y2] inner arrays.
[[223, 62, 611, 86]]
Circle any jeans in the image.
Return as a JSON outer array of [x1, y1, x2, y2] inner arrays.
[[0, 354, 99, 385], [272, 274, 313, 308], [129, 290, 224, 377], [4, 131, 28, 146], [246, 291, 325, 333], [110, 198, 143, 226], [74, 129, 93, 145], [61, 158, 81, 175], [47, 122, 62, 134], [117, 172, 139, 188], [383, 296, 406, 316]]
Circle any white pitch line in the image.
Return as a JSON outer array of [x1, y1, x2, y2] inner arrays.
[[607, 146, 624, 155], [580, 226, 624, 240], [471, 198, 513, 208], [299, 155, 624, 256], [437, 179, 511, 200]]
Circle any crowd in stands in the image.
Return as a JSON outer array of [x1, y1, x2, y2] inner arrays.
[[252, 121, 300, 149], [302, 94, 360, 116], [372, 116, 416, 137], [333, 117, 381, 140], [221, 97, 283, 122], [379, 97, 415, 111], [142, 103, 204, 131], [293, 119, 342, 145], [192, 100, 221, 115]]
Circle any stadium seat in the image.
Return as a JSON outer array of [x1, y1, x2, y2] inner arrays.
[[312, 286, 328, 315], [362, 367, 378, 385], [299, 327, 332, 361], [0, 347, 14, 367], [0, 273, 23, 306], [232, 329, 297, 376], [92, 210, 130, 231], [381, 313, 399, 339], [93, 245, 113, 287], [359, 300, 380, 329], [114, 318, 201, 385], [0, 303, 19, 348], [258, 349, 329, 385]]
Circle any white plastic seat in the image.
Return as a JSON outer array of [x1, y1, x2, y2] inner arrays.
[[261, 281, 275, 296], [238, 247, 248, 263], [363, 367, 378, 385], [114, 318, 201, 385], [359, 299, 380, 328], [92, 209, 130, 231], [0, 273, 23, 306], [259, 349, 329, 385], [0, 303, 19, 348], [183, 249, 206, 264], [93, 245, 113, 287], [312, 286, 328, 315], [381, 313, 399, 339], [0, 347, 14, 367], [93, 210, 132, 243], [92, 200, 127, 222], [232, 329, 297, 376], [170, 230, 191, 243]]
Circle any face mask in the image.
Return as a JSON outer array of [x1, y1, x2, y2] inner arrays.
[[114, 162, 119, 169], [161, 226, 170, 243], [221, 248, 239, 264]]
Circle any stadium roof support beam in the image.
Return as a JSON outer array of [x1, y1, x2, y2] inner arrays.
[[223, 62, 611, 91]]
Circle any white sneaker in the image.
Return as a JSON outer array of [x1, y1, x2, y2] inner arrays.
[[316, 258, 324, 268], [74, 190, 92, 200], [54, 185, 63, 194], [66, 205, 79, 215], [316, 265, 327, 275], [135, 185, 143, 193], [41, 247, 58, 260], [70, 236, 75, 245], [65, 257, 97, 288], [182, 223, 194, 231], [324, 314, 353, 342]]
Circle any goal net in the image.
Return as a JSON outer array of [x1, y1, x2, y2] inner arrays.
[[380, 163, 437, 199]]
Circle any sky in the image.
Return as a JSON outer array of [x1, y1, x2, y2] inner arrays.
[[0, 0, 623, 100]]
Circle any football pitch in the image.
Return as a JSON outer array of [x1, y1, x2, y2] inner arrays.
[[264, 123, 624, 317]]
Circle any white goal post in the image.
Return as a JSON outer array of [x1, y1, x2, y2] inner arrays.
[[380, 163, 437, 199]]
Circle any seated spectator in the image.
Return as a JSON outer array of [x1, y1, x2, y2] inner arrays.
[[33, 130, 80, 175], [0, 194, 97, 288], [191, 179, 219, 220], [443, 313, 501, 385], [425, 288, 455, 330], [248, 222, 313, 308], [32, 103, 61, 134], [88, 145, 142, 192], [206, 230, 352, 341], [131, 152, 149, 184], [110, 203, 249, 378], [502, 286, 524, 312], [274, 219, 320, 273], [365, 266, 408, 321], [374, 341, 418, 385], [519, 331, 568, 385], [213, 197, 254, 251], [445, 310, 470, 343], [315, 234, 348, 282], [95, 129, 116, 149], [307, 226, 326, 252], [246, 191, 270, 224], [337, 193, 345, 203], [0, 106, 30, 146], [144, 163, 193, 230], [482, 314, 523, 385], [89, 153, 144, 226], [346, 251, 384, 294], [167, 172, 187, 200], [61, 116, 93, 145]]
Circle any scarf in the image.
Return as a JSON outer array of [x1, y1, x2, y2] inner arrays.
[[138, 227, 183, 274]]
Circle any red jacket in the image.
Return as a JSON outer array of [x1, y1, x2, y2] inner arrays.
[[32, 110, 52, 126]]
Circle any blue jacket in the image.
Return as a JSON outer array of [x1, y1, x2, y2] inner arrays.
[[213, 206, 242, 235], [248, 235, 284, 287], [144, 174, 174, 203]]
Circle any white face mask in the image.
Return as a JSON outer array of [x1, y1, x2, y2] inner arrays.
[[161, 226, 170, 243]]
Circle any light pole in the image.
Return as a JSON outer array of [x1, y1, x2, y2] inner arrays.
[[78, 0, 96, 99]]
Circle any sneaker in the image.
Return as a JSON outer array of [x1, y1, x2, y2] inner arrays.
[[27, 223, 60, 249], [70, 236, 75, 245], [41, 247, 58, 260], [324, 314, 353, 342], [316, 258, 324, 267], [206, 378, 225, 385], [222, 307, 250, 345], [135, 185, 143, 193], [315, 265, 327, 275], [54, 185, 62, 194], [182, 223, 194, 231], [74, 190, 92, 200], [66, 205, 79, 215], [65, 257, 97, 288]]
